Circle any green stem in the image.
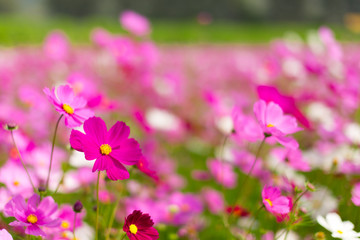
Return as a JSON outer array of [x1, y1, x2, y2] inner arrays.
[[105, 199, 120, 240], [245, 205, 265, 238], [229, 136, 267, 219], [10, 130, 36, 192], [73, 212, 77, 239], [120, 233, 127, 240], [95, 171, 101, 240], [219, 134, 230, 229], [45, 114, 63, 191]]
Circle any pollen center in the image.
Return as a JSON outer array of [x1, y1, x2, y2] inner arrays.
[[100, 144, 112, 155], [337, 230, 343, 234], [129, 224, 138, 234], [13, 181, 19, 186], [27, 214, 38, 224], [265, 198, 273, 207], [61, 220, 70, 229], [267, 123, 275, 128], [62, 104, 74, 115]]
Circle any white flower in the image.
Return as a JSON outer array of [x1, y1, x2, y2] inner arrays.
[[317, 212, 360, 240], [301, 187, 338, 219]]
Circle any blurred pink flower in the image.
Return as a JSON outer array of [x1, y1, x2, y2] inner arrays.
[[351, 183, 360, 206], [43, 31, 69, 61], [270, 147, 310, 172], [254, 100, 301, 149], [120, 11, 151, 36], [202, 188, 224, 214], [0, 229, 13, 240], [4, 194, 60, 237], [70, 117, 142, 180], [44, 85, 94, 128], [207, 159, 237, 189]]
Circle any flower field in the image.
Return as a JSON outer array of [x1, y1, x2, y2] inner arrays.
[[1, 11, 360, 240]]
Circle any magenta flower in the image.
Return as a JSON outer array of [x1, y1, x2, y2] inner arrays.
[[123, 210, 159, 240], [44, 85, 94, 127], [253, 100, 301, 149], [70, 117, 142, 180], [4, 194, 60, 237], [262, 186, 292, 217]]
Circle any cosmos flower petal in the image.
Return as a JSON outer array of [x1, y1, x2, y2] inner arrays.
[[108, 121, 130, 147], [25, 224, 46, 237], [38, 196, 58, 216], [65, 116, 82, 128], [56, 85, 74, 104], [92, 155, 109, 172], [106, 160, 130, 180], [27, 194, 40, 210], [110, 139, 142, 165], [70, 130, 87, 152], [83, 138, 101, 160], [83, 117, 107, 145]]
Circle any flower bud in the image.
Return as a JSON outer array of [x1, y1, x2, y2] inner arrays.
[[73, 200, 83, 213], [305, 182, 316, 192], [315, 231, 326, 240]]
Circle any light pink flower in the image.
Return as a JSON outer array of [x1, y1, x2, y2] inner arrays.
[[352, 183, 360, 206], [0, 229, 13, 240], [207, 159, 237, 189], [254, 100, 301, 149], [4, 194, 60, 237], [120, 11, 151, 36], [44, 84, 94, 128]]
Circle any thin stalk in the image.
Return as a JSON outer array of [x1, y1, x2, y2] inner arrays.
[[73, 213, 77, 239], [45, 114, 63, 191], [241, 136, 267, 189], [219, 134, 230, 229], [120, 233, 127, 240], [245, 205, 265, 238], [95, 171, 101, 240], [229, 136, 267, 220], [10, 131, 36, 192]]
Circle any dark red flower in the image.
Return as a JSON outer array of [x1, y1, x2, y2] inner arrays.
[[123, 210, 159, 240]]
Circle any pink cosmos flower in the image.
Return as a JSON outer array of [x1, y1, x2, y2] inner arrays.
[[351, 183, 360, 206], [257, 85, 311, 129], [70, 117, 142, 180], [120, 11, 151, 36], [270, 147, 310, 172], [44, 85, 94, 128], [207, 159, 237, 189], [4, 194, 60, 237], [57, 204, 85, 233], [262, 186, 292, 218], [253, 100, 301, 149], [0, 229, 13, 240]]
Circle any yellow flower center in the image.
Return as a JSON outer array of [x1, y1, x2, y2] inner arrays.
[[265, 198, 273, 207], [337, 230, 343, 234], [61, 220, 70, 229], [62, 104, 74, 115], [129, 224, 138, 234], [100, 144, 112, 155], [267, 123, 275, 128], [27, 214, 38, 224], [13, 181, 19, 186]]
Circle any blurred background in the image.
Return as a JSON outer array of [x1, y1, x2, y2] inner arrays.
[[1, 0, 360, 44]]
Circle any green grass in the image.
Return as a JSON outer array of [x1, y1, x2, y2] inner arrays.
[[0, 14, 360, 45]]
